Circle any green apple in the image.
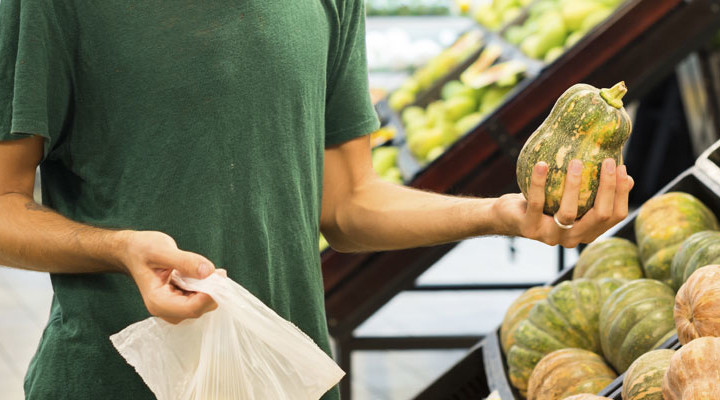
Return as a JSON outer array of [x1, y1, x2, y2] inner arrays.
[[426, 100, 449, 126], [444, 95, 477, 122]]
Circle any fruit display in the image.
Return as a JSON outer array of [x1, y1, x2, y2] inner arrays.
[[527, 348, 617, 400], [674, 265, 720, 345], [621, 349, 675, 400], [506, 278, 624, 395], [500, 286, 552, 353], [572, 238, 643, 280], [388, 30, 484, 112], [516, 82, 632, 218], [503, 0, 627, 62], [670, 231, 720, 291], [599, 279, 676, 373], [403, 45, 527, 164], [473, 0, 534, 31], [635, 193, 719, 286], [662, 337, 720, 399]]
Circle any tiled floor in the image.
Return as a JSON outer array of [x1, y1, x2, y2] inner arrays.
[[0, 236, 576, 400]]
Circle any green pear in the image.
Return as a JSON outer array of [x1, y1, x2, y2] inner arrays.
[[408, 127, 445, 160], [480, 86, 514, 115], [580, 7, 613, 31], [441, 80, 476, 101], [389, 90, 415, 111], [565, 30, 585, 48], [502, 7, 523, 24], [561, 0, 607, 31], [402, 106, 425, 126], [444, 96, 477, 122], [371, 146, 399, 176], [380, 167, 404, 185], [544, 46, 565, 63], [426, 146, 446, 162], [455, 112, 484, 137]]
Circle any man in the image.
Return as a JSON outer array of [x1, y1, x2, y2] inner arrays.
[[0, 0, 633, 399]]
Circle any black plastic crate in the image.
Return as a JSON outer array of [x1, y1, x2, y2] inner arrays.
[[414, 340, 491, 400]]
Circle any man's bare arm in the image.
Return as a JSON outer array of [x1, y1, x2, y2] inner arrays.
[[0, 135, 217, 323], [320, 135, 634, 252]]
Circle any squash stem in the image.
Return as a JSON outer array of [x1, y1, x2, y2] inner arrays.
[[600, 81, 627, 109]]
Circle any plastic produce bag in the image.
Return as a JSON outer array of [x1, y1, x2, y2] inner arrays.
[[110, 271, 344, 400]]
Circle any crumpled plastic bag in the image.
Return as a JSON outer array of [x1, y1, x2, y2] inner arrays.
[[110, 271, 344, 400]]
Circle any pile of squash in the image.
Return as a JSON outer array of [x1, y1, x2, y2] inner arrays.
[[500, 191, 720, 399]]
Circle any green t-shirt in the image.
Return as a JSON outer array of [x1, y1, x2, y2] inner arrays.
[[0, 0, 379, 398]]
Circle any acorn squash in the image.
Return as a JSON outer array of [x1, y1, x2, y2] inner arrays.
[[516, 82, 632, 217], [506, 278, 624, 394], [573, 237, 643, 280], [599, 279, 675, 373]]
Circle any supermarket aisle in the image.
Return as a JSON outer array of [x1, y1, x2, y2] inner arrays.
[[0, 236, 572, 400]]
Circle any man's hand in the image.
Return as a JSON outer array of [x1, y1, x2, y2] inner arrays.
[[493, 158, 634, 248], [118, 231, 219, 324]]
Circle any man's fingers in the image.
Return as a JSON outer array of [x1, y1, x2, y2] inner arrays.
[[612, 165, 632, 221], [526, 162, 549, 225], [555, 159, 582, 225], [149, 290, 218, 323], [592, 159, 617, 221]]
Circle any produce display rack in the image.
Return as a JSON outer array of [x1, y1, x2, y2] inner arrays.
[[323, 1, 720, 398], [416, 145, 720, 399]]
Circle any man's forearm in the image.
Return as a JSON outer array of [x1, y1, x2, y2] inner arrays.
[[0, 192, 128, 273], [323, 179, 506, 252]]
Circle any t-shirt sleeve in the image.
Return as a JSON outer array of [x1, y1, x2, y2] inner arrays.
[[0, 0, 73, 158], [324, 0, 380, 147]]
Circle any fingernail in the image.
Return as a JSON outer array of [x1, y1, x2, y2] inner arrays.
[[198, 263, 212, 278], [618, 165, 627, 177], [570, 160, 582, 175], [605, 159, 615, 174], [536, 162, 548, 175]]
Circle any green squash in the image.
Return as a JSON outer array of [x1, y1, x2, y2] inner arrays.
[[507, 278, 624, 395], [635, 193, 719, 285], [516, 82, 632, 217], [599, 279, 675, 373], [670, 230, 720, 291], [622, 349, 675, 400], [500, 286, 552, 354], [527, 348, 617, 400], [573, 237, 643, 280]]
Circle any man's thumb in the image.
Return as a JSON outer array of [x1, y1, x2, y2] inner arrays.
[[169, 250, 215, 279]]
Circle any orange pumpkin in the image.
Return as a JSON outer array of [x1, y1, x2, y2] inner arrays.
[[528, 348, 616, 400], [674, 265, 720, 344], [662, 337, 720, 399]]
